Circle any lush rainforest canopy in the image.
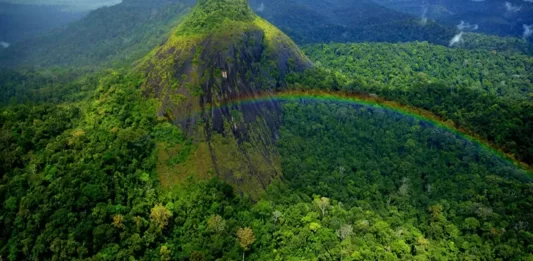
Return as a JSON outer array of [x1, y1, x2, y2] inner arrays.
[[1, 0, 532, 260]]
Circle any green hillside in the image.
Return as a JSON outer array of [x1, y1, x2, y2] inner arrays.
[[302, 41, 533, 164], [0, 0, 194, 68], [1, 70, 531, 259], [1, 0, 532, 260], [249, 0, 456, 46], [138, 0, 311, 197]]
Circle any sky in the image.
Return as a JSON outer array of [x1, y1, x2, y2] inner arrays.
[[0, 0, 122, 11]]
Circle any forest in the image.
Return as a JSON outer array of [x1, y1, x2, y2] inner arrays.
[[1, 70, 532, 260], [0, 0, 195, 68], [1, 0, 533, 260], [300, 42, 533, 165]]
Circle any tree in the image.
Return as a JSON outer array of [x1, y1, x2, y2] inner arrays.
[[398, 177, 409, 197], [336, 224, 353, 241], [190, 251, 205, 261], [272, 210, 282, 223], [236, 227, 256, 261], [314, 197, 330, 218], [150, 204, 172, 229], [112, 214, 125, 229], [160, 245, 171, 261], [207, 215, 226, 233]]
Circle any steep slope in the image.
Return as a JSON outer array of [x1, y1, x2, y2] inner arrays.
[[140, 0, 312, 197], [0, 0, 195, 68]]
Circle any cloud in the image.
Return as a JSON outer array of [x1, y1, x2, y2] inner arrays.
[[505, 1, 522, 13], [0, 41, 9, 48], [420, 5, 428, 26], [256, 2, 264, 13], [524, 24, 533, 40], [457, 21, 479, 31], [0, 0, 122, 11], [449, 32, 464, 47], [449, 21, 477, 48]]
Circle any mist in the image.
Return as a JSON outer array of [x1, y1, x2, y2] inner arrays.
[[257, 2, 264, 13], [0, 0, 122, 11], [524, 24, 533, 39], [457, 21, 479, 31], [505, 1, 522, 13], [449, 32, 464, 47], [420, 5, 428, 26]]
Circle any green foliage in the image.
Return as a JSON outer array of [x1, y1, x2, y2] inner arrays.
[[461, 33, 533, 56], [302, 41, 533, 164], [249, 0, 457, 46], [304, 42, 533, 100], [0, 0, 193, 68], [274, 101, 533, 260], [0, 69, 98, 105], [1, 68, 532, 261], [0, 71, 161, 259], [1, 1, 532, 260], [176, 0, 256, 36]]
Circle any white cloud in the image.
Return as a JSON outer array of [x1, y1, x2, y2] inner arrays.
[[524, 24, 533, 40], [457, 20, 479, 31], [505, 1, 522, 12], [449, 32, 464, 47], [256, 2, 264, 12], [420, 5, 428, 26], [0, 41, 10, 48], [0, 0, 122, 11]]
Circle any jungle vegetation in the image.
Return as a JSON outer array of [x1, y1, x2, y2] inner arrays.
[[1, 0, 532, 260]]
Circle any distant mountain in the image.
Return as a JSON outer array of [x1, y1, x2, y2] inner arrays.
[[1, 0, 459, 68], [249, 0, 456, 45], [2, 0, 528, 69], [0, 3, 86, 44], [373, 0, 533, 39], [0, 0, 196, 68]]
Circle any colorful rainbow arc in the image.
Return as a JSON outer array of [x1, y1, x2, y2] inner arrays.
[[194, 89, 531, 174]]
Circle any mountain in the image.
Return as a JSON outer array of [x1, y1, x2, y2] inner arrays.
[[249, 0, 456, 45], [1, 0, 533, 260], [0, 0, 459, 69], [139, 0, 312, 197], [0, 0, 196, 68], [373, 0, 533, 39], [0, 3, 86, 44]]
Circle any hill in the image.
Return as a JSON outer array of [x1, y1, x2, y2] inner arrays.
[[1, 70, 531, 260], [374, 0, 533, 39], [0, 0, 195, 68], [139, 0, 312, 196], [0, 0, 459, 69], [0, 3, 86, 44], [249, 0, 456, 45], [1, 0, 532, 260]]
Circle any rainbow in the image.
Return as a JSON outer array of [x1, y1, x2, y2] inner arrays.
[[196, 89, 530, 173]]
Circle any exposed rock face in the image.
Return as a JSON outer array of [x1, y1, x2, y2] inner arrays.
[[140, 0, 312, 197]]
